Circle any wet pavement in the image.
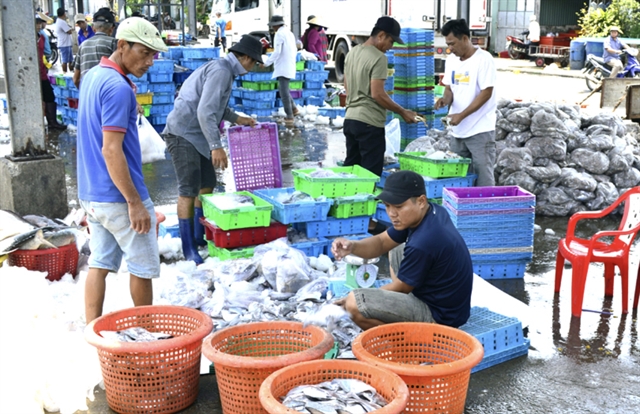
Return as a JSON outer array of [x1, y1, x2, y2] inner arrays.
[[35, 70, 640, 413]]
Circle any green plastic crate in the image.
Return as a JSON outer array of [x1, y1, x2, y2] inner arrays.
[[323, 341, 339, 359], [55, 74, 66, 87], [289, 80, 303, 89], [397, 152, 471, 178], [296, 61, 305, 71], [242, 81, 277, 91], [329, 194, 378, 218], [292, 165, 379, 198], [142, 104, 151, 117], [207, 242, 255, 261], [200, 191, 273, 231]]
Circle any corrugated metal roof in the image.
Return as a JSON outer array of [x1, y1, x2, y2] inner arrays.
[[539, 0, 583, 26]]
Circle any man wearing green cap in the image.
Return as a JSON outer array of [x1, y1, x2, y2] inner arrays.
[[76, 17, 168, 323]]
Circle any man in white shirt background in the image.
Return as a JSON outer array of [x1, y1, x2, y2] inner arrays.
[[435, 19, 497, 187], [54, 8, 75, 73], [527, 15, 540, 60], [262, 15, 298, 129]]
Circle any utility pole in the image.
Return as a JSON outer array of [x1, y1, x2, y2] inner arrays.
[[0, 0, 68, 219]]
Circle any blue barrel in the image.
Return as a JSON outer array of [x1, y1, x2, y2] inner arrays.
[[570, 39, 586, 70], [585, 40, 604, 57]]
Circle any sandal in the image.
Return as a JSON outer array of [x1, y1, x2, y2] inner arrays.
[[293, 107, 300, 117], [284, 118, 295, 128]]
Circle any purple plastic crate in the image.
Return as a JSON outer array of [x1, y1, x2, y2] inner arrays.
[[228, 123, 283, 191], [290, 89, 303, 99], [443, 186, 535, 210]]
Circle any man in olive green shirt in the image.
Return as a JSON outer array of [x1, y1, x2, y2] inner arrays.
[[344, 16, 418, 176]]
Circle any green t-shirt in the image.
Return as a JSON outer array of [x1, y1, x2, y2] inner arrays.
[[344, 44, 388, 128]]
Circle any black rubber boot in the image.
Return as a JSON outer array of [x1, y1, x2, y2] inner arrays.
[[45, 102, 67, 130]]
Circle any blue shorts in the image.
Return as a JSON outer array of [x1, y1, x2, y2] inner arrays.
[[80, 198, 160, 278], [59, 46, 73, 64]]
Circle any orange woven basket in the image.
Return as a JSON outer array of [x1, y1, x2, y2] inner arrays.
[[259, 359, 409, 413], [202, 321, 334, 414], [85, 305, 214, 414], [8, 242, 78, 281], [352, 322, 484, 414]]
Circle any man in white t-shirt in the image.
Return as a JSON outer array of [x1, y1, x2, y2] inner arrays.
[[435, 19, 496, 186], [54, 8, 75, 73]]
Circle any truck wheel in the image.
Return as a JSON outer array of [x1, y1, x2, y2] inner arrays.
[[334, 41, 349, 83]]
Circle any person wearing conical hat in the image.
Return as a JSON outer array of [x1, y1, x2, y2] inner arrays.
[[603, 26, 630, 78]]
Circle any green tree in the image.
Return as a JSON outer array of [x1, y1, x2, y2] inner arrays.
[[578, 0, 640, 38]]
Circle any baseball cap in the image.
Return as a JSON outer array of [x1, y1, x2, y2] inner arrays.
[[374, 16, 404, 45], [93, 8, 115, 24], [57, 7, 66, 17], [377, 170, 426, 205], [75, 13, 86, 23], [116, 17, 168, 52]]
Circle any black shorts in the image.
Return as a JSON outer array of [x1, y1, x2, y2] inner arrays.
[[41, 80, 55, 103], [164, 133, 216, 197], [343, 119, 386, 176]]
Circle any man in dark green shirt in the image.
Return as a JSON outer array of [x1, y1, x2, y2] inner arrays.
[[343, 16, 418, 177]]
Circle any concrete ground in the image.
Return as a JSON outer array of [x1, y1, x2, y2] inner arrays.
[[37, 68, 640, 414]]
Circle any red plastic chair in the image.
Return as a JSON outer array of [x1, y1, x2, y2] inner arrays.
[[555, 187, 640, 317]]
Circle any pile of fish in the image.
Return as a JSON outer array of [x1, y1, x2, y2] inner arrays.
[[309, 169, 358, 179], [99, 327, 173, 342], [282, 379, 388, 413], [405, 101, 640, 216], [209, 193, 255, 210], [275, 190, 328, 205], [0, 209, 85, 255], [422, 150, 462, 160]]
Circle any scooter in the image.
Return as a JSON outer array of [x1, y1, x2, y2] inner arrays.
[[506, 30, 530, 60], [583, 48, 640, 91]]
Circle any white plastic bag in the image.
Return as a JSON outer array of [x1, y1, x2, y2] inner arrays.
[[138, 115, 166, 164], [385, 118, 401, 158]]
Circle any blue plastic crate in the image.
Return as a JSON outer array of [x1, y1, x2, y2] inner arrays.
[[317, 107, 346, 119], [243, 107, 274, 117], [134, 82, 149, 93], [445, 207, 535, 228], [302, 88, 325, 98], [472, 339, 530, 373], [52, 85, 62, 97], [149, 115, 167, 125], [294, 216, 369, 238], [228, 96, 239, 106], [306, 60, 326, 71], [173, 70, 193, 84], [470, 250, 534, 263], [295, 71, 305, 81], [242, 89, 278, 100], [245, 72, 274, 82], [253, 188, 333, 224], [329, 278, 392, 298], [462, 233, 534, 250], [378, 172, 477, 198], [374, 203, 391, 227], [385, 77, 394, 90], [243, 99, 275, 109], [180, 59, 209, 71], [152, 93, 175, 104], [305, 97, 325, 106], [149, 104, 173, 115], [182, 47, 220, 59], [149, 59, 174, 73], [128, 73, 148, 82], [55, 97, 65, 107], [148, 83, 176, 94], [304, 70, 330, 82], [164, 46, 184, 61], [473, 259, 530, 279], [231, 89, 244, 98], [459, 307, 527, 357], [324, 233, 372, 259], [291, 238, 329, 257], [305, 81, 325, 89], [148, 72, 173, 83]]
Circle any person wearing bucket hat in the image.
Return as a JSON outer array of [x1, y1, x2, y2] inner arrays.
[[76, 13, 95, 45], [54, 7, 75, 73], [162, 35, 259, 264], [343, 16, 418, 179], [604, 25, 631, 78], [35, 13, 66, 131], [331, 170, 473, 330], [76, 17, 169, 323], [263, 15, 299, 129], [302, 15, 328, 62], [72, 8, 118, 88]]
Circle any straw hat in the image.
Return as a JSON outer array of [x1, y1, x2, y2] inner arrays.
[[307, 16, 327, 28]]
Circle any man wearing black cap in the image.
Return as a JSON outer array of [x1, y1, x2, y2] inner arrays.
[[332, 170, 473, 330], [343, 16, 418, 178], [72, 8, 117, 88], [163, 35, 260, 264]]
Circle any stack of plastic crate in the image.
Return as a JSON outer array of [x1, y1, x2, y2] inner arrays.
[[302, 60, 329, 106], [289, 165, 380, 256], [233, 72, 278, 117], [385, 50, 395, 124], [179, 47, 220, 71], [145, 59, 175, 132], [53, 74, 79, 126], [443, 186, 536, 279], [392, 29, 435, 150], [459, 307, 529, 372]]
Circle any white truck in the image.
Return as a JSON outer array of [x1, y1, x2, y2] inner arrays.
[[210, 0, 490, 81]]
